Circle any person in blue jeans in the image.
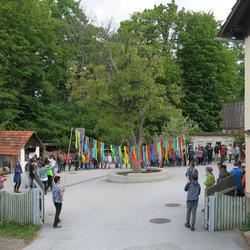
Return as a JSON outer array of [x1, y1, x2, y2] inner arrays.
[[184, 173, 201, 231], [52, 176, 64, 228]]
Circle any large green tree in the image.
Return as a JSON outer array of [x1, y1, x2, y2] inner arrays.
[[176, 11, 243, 131]]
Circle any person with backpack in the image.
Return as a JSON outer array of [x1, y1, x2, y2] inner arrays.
[[184, 173, 201, 231]]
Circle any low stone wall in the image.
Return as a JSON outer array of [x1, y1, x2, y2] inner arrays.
[[107, 168, 169, 183]]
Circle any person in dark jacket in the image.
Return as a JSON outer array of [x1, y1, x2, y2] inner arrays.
[[184, 173, 201, 231], [217, 164, 231, 183], [13, 161, 22, 193]]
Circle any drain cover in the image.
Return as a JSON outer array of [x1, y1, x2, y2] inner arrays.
[[150, 218, 171, 224], [69, 172, 77, 174], [165, 203, 181, 207]]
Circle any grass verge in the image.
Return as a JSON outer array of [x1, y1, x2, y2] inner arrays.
[[240, 217, 250, 232], [0, 221, 40, 243]]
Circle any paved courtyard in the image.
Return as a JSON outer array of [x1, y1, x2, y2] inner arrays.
[[4, 165, 249, 250]]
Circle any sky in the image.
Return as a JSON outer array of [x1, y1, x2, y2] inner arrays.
[[80, 0, 237, 27]]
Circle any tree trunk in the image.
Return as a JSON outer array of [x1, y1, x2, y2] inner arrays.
[[135, 118, 145, 172]]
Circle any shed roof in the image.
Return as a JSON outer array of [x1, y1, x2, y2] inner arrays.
[[219, 0, 250, 39], [0, 131, 43, 155]]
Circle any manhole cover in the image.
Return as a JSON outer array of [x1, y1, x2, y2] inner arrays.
[[150, 218, 171, 224], [165, 203, 181, 207]]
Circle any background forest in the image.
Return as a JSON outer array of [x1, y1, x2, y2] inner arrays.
[[0, 0, 244, 147]]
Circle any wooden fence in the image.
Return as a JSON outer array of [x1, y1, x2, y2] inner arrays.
[[205, 192, 248, 231], [0, 189, 42, 225]]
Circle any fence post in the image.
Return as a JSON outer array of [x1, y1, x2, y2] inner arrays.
[[208, 195, 215, 232], [32, 189, 40, 225]]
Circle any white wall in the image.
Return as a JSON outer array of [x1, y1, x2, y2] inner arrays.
[[190, 135, 234, 148], [245, 36, 250, 194], [19, 148, 25, 171]]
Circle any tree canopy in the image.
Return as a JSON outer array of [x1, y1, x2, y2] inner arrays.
[[0, 0, 244, 147]]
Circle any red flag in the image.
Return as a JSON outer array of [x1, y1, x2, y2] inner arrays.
[[140, 146, 144, 167], [131, 147, 139, 171]]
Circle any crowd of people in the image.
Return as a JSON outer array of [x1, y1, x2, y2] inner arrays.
[[184, 159, 246, 232], [0, 143, 247, 230], [183, 143, 245, 167]]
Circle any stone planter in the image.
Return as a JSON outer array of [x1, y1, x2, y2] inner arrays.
[[107, 167, 169, 183]]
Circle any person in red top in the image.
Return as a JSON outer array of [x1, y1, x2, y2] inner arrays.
[[220, 145, 227, 164]]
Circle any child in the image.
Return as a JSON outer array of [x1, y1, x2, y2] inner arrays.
[[0, 175, 7, 191], [184, 173, 201, 231]]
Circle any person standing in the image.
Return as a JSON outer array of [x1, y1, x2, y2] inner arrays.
[[28, 158, 36, 189], [220, 145, 227, 164], [207, 144, 213, 164], [204, 166, 215, 189], [230, 162, 243, 196], [240, 143, 246, 163], [56, 154, 63, 173], [183, 148, 187, 166], [107, 153, 112, 169], [13, 161, 22, 193], [188, 146, 196, 165], [217, 164, 231, 183], [68, 155, 73, 171], [196, 147, 203, 165], [214, 144, 220, 162], [52, 176, 64, 228], [228, 144, 233, 164], [185, 162, 198, 182], [0, 175, 7, 191], [203, 146, 208, 165], [39, 161, 49, 194], [184, 173, 201, 231], [234, 144, 240, 162], [46, 161, 54, 192]]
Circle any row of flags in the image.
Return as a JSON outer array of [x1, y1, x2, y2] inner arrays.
[[75, 130, 184, 171]]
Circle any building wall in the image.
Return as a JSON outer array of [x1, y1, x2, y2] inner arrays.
[[190, 135, 234, 148], [245, 36, 250, 195]]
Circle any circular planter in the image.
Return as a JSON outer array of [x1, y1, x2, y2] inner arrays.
[[107, 167, 169, 183]]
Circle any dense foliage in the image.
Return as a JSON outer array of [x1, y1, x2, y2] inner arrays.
[[0, 0, 244, 146]]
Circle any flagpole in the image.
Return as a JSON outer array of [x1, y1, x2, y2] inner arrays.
[[63, 127, 73, 189]]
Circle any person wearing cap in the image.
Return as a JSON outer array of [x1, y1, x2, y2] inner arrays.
[[204, 166, 215, 188], [52, 176, 64, 228]]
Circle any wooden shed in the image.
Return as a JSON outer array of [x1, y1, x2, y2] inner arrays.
[[0, 131, 44, 173]]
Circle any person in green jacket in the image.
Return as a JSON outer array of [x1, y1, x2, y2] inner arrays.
[[46, 160, 54, 192], [204, 166, 215, 188]]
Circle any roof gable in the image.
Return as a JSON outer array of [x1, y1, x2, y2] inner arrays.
[[219, 0, 250, 39], [0, 131, 43, 155]]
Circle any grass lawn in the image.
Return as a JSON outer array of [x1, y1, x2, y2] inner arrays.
[[0, 221, 40, 243]]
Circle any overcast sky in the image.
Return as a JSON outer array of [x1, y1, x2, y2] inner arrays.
[[80, 0, 237, 27]]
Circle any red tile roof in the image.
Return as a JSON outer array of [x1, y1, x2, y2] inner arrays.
[[0, 131, 35, 155]]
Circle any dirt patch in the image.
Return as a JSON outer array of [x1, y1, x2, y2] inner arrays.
[[0, 237, 25, 250]]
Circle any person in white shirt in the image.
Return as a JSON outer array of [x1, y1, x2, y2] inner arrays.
[[228, 144, 233, 163]]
